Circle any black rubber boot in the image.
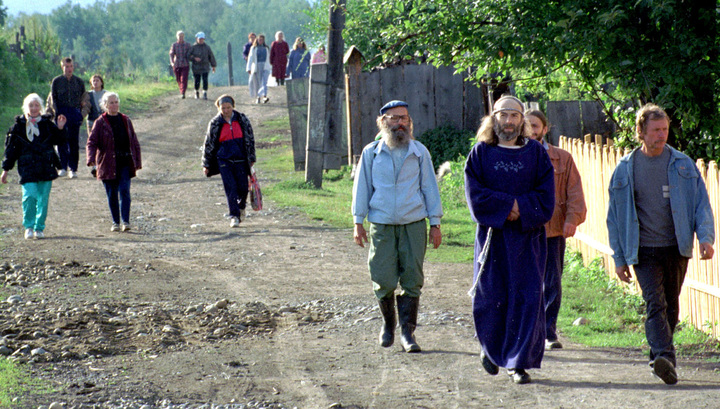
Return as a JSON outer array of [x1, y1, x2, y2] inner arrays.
[[378, 296, 396, 347], [397, 294, 421, 353]]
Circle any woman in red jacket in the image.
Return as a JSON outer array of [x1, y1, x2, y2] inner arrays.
[[86, 92, 142, 232], [270, 31, 289, 86]]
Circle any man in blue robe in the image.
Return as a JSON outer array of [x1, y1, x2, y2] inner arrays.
[[465, 95, 555, 384]]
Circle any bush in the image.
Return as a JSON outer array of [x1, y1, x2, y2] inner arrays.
[[416, 124, 475, 171]]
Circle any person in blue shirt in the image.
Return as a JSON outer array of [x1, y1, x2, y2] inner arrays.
[[352, 100, 443, 353], [607, 103, 714, 385]]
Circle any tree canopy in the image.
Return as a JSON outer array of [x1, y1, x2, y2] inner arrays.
[[307, 0, 720, 160]]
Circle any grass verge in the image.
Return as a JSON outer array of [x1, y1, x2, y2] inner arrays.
[[0, 359, 45, 408]]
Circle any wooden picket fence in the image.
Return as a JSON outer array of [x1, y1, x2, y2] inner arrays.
[[560, 135, 720, 339]]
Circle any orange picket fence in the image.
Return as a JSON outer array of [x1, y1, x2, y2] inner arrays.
[[560, 135, 720, 339]]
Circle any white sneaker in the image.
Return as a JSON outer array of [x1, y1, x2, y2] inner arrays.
[[121, 223, 131, 232], [57, 169, 67, 177], [24, 228, 34, 239], [68, 170, 77, 179], [230, 217, 240, 228], [34, 230, 44, 239], [111, 223, 120, 232]]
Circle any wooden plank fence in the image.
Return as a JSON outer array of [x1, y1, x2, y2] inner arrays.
[[561, 135, 720, 339], [345, 62, 485, 165], [546, 101, 615, 146]]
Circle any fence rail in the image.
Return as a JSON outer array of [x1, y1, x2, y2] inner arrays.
[[560, 135, 720, 339]]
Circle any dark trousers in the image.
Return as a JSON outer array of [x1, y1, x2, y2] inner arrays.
[[102, 164, 132, 224], [218, 158, 248, 218], [543, 235, 566, 341], [633, 246, 689, 366], [174, 65, 189, 94], [193, 72, 209, 91], [57, 106, 82, 172]]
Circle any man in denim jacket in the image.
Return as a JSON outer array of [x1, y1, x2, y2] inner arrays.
[[352, 100, 443, 353], [607, 103, 714, 385]]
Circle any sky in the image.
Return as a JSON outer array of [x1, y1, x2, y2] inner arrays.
[[3, 0, 98, 16]]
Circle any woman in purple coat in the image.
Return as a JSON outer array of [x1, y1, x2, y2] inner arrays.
[[86, 92, 142, 232], [269, 31, 289, 86]]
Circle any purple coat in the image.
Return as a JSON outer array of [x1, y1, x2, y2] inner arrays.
[[86, 112, 142, 180]]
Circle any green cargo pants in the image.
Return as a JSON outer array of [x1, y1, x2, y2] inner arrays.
[[368, 219, 427, 299]]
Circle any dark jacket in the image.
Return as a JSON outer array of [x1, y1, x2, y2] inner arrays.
[[186, 42, 217, 75], [86, 112, 142, 181], [2, 115, 66, 184], [202, 110, 256, 177]]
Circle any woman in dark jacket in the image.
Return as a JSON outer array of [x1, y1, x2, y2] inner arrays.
[[1, 93, 66, 239], [202, 94, 256, 227], [86, 92, 142, 232]]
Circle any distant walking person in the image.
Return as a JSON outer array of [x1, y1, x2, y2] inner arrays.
[[352, 100, 443, 353], [87, 92, 142, 232], [169, 30, 191, 99], [311, 44, 327, 64], [607, 103, 714, 385], [526, 110, 587, 351], [246, 34, 271, 104], [87, 74, 106, 135], [286, 37, 311, 79], [465, 96, 555, 384], [187, 32, 217, 100], [47, 57, 89, 179], [202, 94, 256, 228], [2, 94, 67, 239], [270, 31, 289, 86], [242, 32, 256, 61]]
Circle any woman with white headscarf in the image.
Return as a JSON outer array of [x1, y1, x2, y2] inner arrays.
[[1, 93, 67, 239]]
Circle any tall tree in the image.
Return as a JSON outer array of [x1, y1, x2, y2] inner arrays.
[[307, 0, 720, 159]]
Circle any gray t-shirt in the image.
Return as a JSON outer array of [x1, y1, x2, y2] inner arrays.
[[633, 146, 677, 247]]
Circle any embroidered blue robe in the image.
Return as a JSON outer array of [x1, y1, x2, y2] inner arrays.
[[464, 139, 555, 370]]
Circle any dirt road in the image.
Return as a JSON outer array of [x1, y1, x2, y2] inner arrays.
[[1, 85, 719, 408]]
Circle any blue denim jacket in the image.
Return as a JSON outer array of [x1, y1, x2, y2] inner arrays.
[[606, 146, 714, 267], [352, 139, 443, 226]]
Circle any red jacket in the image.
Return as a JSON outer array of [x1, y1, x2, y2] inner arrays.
[[545, 144, 586, 237], [86, 112, 142, 180]]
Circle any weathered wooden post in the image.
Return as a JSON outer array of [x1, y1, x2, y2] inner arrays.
[[227, 42, 234, 86], [305, 64, 328, 187], [344, 46, 364, 167], [305, 0, 346, 188], [286, 77, 310, 170]]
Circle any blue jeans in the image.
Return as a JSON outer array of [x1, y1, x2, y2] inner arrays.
[[22, 181, 52, 231], [633, 246, 689, 366], [102, 164, 132, 224], [218, 158, 248, 218], [543, 235, 566, 341]]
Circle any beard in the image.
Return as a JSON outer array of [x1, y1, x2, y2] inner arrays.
[[380, 121, 412, 148], [493, 121, 521, 142]]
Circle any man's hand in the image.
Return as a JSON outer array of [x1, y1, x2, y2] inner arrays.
[[354, 223, 368, 248], [563, 222, 578, 238], [700, 242, 714, 260], [429, 226, 442, 249], [615, 265, 632, 283], [203, 167, 210, 176], [1, 170, 8, 184], [507, 199, 520, 221], [56, 114, 67, 130], [212, 67, 216, 73]]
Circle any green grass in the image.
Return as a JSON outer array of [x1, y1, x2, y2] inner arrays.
[[0, 359, 45, 408], [559, 251, 720, 357]]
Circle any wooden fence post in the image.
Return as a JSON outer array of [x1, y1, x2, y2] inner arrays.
[[344, 46, 364, 166], [286, 78, 310, 170], [306, 63, 328, 187], [227, 42, 234, 86]]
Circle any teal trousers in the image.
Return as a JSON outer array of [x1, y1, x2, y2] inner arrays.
[[22, 181, 52, 231]]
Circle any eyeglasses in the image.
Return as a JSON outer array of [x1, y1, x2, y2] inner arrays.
[[384, 114, 410, 123]]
